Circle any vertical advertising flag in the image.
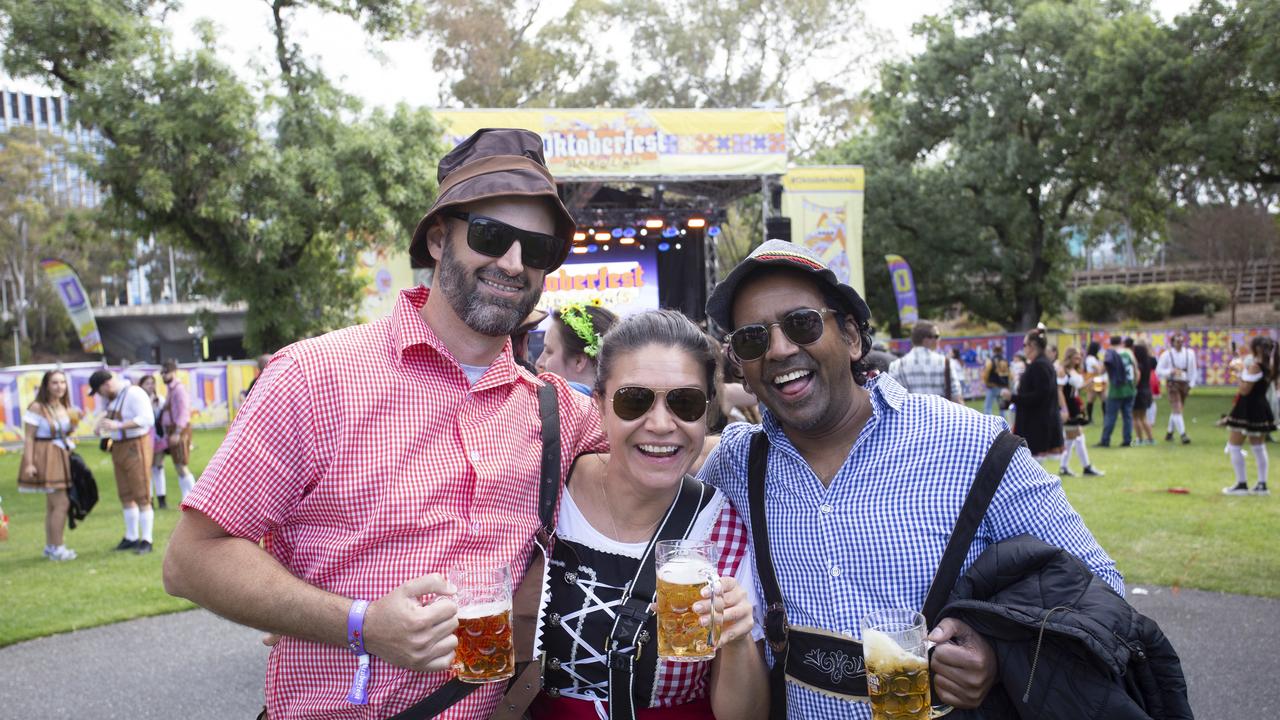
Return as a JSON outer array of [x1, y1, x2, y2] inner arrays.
[[884, 254, 919, 327], [40, 258, 104, 355], [781, 166, 866, 297]]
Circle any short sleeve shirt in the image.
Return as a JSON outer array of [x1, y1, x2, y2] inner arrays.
[[183, 286, 606, 720]]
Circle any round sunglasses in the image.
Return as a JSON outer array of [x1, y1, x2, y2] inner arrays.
[[725, 308, 838, 362], [610, 386, 709, 423], [447, 210, 564, 270]]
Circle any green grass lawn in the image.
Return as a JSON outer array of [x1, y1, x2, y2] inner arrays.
[[1, 391, 1277, 647], [1026, 387, 1280, 599], [0, 429, 224, 647]]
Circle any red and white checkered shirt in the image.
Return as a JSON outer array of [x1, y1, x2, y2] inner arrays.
[[184, 286, 605, 719]]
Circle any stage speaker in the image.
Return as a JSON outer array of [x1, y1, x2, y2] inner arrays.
[[765, 216, 792, 242]]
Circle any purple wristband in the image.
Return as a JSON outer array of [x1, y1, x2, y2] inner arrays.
[[346, 599, 370, 656], [346, 600, 371, 705]]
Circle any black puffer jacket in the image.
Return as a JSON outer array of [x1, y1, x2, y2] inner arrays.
[[939, 535, 1194, 720]]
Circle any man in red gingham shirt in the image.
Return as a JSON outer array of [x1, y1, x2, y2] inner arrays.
[[164, 129, 603, 719]]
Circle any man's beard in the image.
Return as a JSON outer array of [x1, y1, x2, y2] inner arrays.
[[437, 237, 542, 337]]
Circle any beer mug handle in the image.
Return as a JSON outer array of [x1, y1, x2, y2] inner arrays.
[[702, 570, 723, 645], [925, 641, 954, 718]]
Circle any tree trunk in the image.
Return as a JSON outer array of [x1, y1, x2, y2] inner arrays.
[[16, 219, 30, 342]]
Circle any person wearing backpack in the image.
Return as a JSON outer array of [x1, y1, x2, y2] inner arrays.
[[18, 369, 84, 561], [1099, 335, 1137, 448], [982, 345, 1011, 419]]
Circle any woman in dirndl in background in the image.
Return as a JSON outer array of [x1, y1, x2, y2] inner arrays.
[[1222, 336, 1279, 496], [1056, 346, 1104, 478], [18, 370, 83, 561]]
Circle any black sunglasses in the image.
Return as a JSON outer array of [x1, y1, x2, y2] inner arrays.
[[611, 386, 709, 423], [725, 308, 837, 362], [446, 211, 564, 270]]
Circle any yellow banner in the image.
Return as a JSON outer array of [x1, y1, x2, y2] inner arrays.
[[782, 166, 866, 297], [433, 109, 787, 178]]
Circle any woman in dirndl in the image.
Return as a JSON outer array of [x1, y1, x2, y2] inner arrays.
[[531, 310, 767, 720], [1056, 347, 1103, 478], [1222, 336, 1279, 496], [18, 370, 83, 561]]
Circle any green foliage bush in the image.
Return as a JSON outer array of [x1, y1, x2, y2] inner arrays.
[[1125, 284, 1175, 321], [1079, 282, 1233, 323], [1077, 285, 1127, 322], [1169, 282, 1231, 317]]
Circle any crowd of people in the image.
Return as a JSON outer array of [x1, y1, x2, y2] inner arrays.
[[17, 359, 197, 560]]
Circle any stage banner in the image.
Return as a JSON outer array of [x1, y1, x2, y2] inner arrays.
[[540, 246, 660, 318], [883, 254, 920, 327], [356, 248, 416, 322], [40, 258, 104, 355], [781, 166, 865, 297], [432, 109, 787, 178]]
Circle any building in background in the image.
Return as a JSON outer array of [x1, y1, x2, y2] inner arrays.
[[0, 85, 103, 208]]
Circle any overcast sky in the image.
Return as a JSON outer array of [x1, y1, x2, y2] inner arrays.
[[157, 0, 1197, 111], [1, 0, 1196, 107]]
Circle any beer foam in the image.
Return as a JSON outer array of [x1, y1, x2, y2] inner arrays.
[[457, 600, 511, 620], [862, 627, 926, 672], [658, 556, 715, 585]]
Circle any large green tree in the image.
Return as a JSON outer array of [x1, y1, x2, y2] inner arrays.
[[835, 0, 1180, 331], [1157, 0, 1279, 202], [0, 0, 444, 353]]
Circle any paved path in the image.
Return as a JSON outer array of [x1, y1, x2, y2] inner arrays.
[[1, 585, 1275, 717]]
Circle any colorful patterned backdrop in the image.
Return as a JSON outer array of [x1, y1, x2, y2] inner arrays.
[[0, 361, 260, 444], [891, 326, 1279, 398]]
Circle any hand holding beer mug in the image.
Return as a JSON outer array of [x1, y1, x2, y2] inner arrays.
[[656, 539, 721, 662], [449, 566, 515, 683], [861, 609, 952, 720]]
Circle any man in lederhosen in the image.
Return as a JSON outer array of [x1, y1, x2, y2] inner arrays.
[[1156, 332, 1197, 444], [159, 358, 197, 503], [698, 240, 1123, 719], [90, 369, 157, 555]]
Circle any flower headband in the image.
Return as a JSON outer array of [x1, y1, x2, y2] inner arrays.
[[559, 303, 602, 358]]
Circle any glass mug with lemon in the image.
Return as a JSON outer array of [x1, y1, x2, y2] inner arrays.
[[861, 609, 952, 720]]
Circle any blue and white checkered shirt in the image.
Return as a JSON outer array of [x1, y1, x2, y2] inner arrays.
[[699, 373, 1123, 719]]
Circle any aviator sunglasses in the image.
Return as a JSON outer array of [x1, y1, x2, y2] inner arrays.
[[726, 308, 838, 362], [447, 210, 565, 270], [611, 386, 710, 423]]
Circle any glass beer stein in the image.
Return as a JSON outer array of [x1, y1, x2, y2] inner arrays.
[[655, 539, 721, 662], [449, 565, 516, 683]]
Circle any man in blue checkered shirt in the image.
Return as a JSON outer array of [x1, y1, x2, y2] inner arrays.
[[700, 240, 1123, 719]]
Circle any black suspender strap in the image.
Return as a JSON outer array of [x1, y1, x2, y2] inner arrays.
[[921, 430, 1024, 627], [606, 475, 710, 720], [536, 382, 561, 540], [389, 383, 562, 720], [747, 431, 789, 720]]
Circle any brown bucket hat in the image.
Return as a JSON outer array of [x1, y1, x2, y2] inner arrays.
[[409, 128, 577, 270]]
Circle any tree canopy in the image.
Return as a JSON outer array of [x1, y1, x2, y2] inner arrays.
[[829, 0, 1278, 331], [0, 0, 444, 354]]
